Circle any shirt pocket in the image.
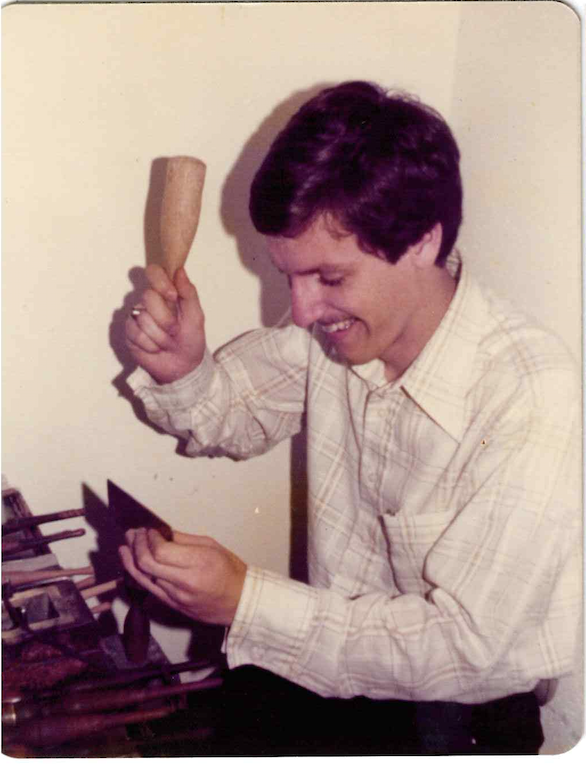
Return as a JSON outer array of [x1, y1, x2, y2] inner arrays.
[[380, 509, 455, 596]]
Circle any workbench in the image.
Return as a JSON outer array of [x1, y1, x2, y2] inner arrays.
[[1, 481, 224, 757]]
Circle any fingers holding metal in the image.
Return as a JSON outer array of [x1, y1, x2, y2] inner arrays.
[[132, 528, 199, 581], [119, 533, 172, 605], [119, 527, 247, 626], [119, 529, 199, 615], [122, 528, 216, 596]]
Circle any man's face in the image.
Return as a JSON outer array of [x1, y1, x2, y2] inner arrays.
[[266, 216, 427, 374]]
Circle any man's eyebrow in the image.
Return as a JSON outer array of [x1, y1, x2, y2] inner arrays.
[[272, 262, 316, 277], [282, 267, 320, 277], [273, 263, 351, 277]]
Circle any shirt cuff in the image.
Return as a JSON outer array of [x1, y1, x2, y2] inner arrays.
[[224, 565, 318, 677], [127, 349, 215, 412]]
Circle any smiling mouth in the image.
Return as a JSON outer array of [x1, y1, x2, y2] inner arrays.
[[319, 317, 356, 334]]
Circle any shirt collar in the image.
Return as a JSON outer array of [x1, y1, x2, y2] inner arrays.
[[348, 251, 487, 442], [397, 251, 485, 442]]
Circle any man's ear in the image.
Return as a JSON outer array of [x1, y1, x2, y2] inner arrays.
[[410, 223, 443, 269]]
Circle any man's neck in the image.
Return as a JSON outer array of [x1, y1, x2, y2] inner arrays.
[[384, 268, 458, 383]]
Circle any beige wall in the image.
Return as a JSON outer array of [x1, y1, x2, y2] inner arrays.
[[449, 3, 582, 755], [453, 2, 581, 360], [2, 2, 581, 753]]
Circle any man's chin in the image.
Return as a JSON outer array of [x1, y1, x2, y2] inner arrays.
[[329, 345, 374, 369]]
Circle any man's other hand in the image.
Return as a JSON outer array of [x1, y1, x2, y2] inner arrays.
[[119, 527, 247, 627]]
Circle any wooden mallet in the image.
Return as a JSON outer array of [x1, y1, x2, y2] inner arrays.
[[159, 156, 206, 280]]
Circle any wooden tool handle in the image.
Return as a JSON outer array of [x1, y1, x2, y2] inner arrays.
[[56, 677, 222, 715], [5, 678, 221, 726], [2, 528, 85, 555], [3, 566, 94, 587], [160, 156, 206, 279], [64, 658, 212, 693], [2, 508, 85, 533], [7, 706, 171, 749], [80, 578, 121, 600]]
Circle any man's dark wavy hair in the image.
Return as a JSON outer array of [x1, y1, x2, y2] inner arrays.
[[249, 81, 463, 265]]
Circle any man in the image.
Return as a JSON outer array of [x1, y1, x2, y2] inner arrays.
[[120, 81, 580, 754]]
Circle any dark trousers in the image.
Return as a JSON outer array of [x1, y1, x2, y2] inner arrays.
[[218, 666, 544, 755]]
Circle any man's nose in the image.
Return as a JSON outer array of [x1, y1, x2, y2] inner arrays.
[[290, 278, 322, 329]]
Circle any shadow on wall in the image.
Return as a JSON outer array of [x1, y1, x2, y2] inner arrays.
[[220, 82, 332, 327], [110, 86, 335, 581], [220, 83, 334, 582]]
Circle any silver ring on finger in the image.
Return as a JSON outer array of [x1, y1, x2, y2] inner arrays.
[[130, 304, 146, 319]]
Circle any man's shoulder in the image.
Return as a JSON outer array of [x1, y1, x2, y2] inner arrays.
[[469, 276, 580, 404]]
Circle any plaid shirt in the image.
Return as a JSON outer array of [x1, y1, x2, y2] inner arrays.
[[129, 254, 581, 703]]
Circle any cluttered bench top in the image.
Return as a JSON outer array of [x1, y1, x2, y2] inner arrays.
[[1, 478, 226, 757]]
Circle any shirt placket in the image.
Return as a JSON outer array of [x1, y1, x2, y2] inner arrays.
[[327, 387, 402, 594], [359, 387, 402, 511]]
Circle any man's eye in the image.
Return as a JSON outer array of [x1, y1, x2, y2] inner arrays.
[[319, 276, 344, 287]]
